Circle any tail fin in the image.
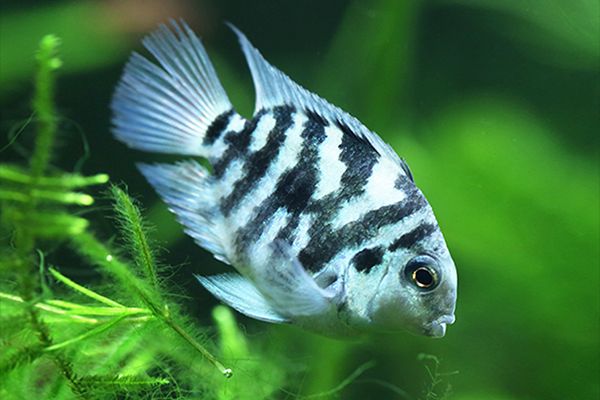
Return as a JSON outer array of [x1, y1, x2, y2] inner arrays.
[[111, 20, 232, 157]]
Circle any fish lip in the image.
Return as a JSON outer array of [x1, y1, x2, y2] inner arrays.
[[426, 314, 455, 338], [437, 314, 456, 325]]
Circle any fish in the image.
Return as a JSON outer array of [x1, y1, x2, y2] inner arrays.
[[111, 20, 457, 338]]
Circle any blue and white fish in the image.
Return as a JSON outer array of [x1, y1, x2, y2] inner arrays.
[[111, 21, 457, 337]]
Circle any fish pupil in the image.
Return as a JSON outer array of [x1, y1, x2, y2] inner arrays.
[[413, 268, 434, 288]]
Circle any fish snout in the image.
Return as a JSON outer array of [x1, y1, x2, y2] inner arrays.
[[426, 314, 456, 338]]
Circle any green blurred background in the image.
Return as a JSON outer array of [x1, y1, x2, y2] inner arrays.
[[1, 0, 598, 399]]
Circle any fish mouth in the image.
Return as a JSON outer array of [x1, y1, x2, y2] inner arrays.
[[425, 314, 455, 338]]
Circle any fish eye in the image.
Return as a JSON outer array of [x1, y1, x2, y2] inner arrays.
[[404, 255, 439, 290], [413, 267, 435, 288]]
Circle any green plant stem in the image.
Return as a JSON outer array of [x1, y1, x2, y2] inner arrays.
[[44, 315, 127, 352], [45, 301, 150, 317], [213, 305, 248, 360], [303, 361, 377, 399], [0, 345, 44, 375], [30, 35, 61, 178], [71, 231, 233, 378], [0, 291, 99, 323], [11, 211, 89, 237], [0, 164, 108, 187], [13, 34, 63, 286], [28, 306, 87, 398], [110, 186, 234, 377], [49, 267, 125, 308], [0, 189, 93, 205], [110, 186, 159, 289], [76, 375, 169, 389], [7, 34, 87, 398], [167, 312, 233, 378]]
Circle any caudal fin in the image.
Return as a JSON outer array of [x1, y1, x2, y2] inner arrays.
[[111, 20, 233, 157]]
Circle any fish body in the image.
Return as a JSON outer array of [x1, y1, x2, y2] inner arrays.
[[111, 21, 457, 337]]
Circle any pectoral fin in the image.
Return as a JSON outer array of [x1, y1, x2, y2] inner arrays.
[[250, 240, 336, 318], [196, 273, 288, 323], [197, 241, 338, 323]]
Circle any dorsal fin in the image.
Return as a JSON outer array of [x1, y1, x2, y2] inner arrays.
[[228, 23, 405, 169]]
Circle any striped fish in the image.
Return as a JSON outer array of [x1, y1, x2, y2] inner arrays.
[[111, 21, 457, 337]]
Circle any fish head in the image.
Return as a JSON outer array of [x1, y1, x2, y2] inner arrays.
[[363, 213, 457, 337]]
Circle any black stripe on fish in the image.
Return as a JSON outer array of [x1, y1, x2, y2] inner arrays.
[[388, 223, 437, 252], [337, 120, 380, 196], [235, 111, 327, 250], [351, 246, 384, 273], [305, 108, 329, 127], [300, 121, 384, 221], [276, 116, 327, 214], [395, 172, 413, 190], [212, 131, 250, 178], [274, 113, 328, 241], [221, 105, 295, 216], [299, 169, 415, 264], [400, 158, 414, 182], [299, 185, 427, 272], [203, 109, 235, 145], [212, 109, 267, 178]]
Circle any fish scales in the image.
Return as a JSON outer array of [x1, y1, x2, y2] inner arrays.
[[228, 110, 307, 250], [299, 178, 428, 272], [234, 108, 327, 254], [209, 113, 246, 162], [205, 102, 408, 274], [211, 109, 264, 178], [111, 21, 457, 337], [313, 125, 345, 200], [221, 105, 295, 216]]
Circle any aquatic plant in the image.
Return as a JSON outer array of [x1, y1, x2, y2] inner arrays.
[[0, 35, 286, 400]]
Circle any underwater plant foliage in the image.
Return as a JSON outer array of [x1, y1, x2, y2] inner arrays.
[[0, 35, 289, 400], [1, 1, 599, 399]]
